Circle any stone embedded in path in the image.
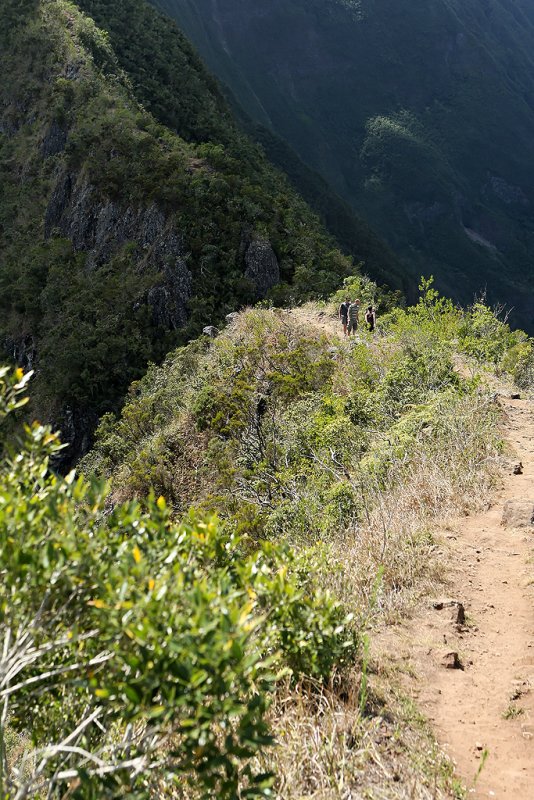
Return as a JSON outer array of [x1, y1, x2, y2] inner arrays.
[[513, 462, 524, 475], [442, 651, 464, 670], [521, 722, 534, 740], [510, 680, 530, 701], [501, 500, 534, 528], [433, 599, 466, 626]]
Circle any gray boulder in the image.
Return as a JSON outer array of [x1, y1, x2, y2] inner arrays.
[[502, 500, 534, 528], [203, 326, 219, 338]]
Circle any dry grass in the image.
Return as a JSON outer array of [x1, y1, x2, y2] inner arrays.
[[167, 677, 461, 800], [316, 391, 503, 623], [254, 677, 460, 800], [170, 316, 502, 799], [87, 306, 504, 798], [255, 388, 501, 799]]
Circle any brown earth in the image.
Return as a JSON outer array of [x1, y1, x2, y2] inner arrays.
[[404, 394, 534, 798]]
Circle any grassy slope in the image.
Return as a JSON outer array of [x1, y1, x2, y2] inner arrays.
[[82, 278, 533, 796], [0, 0, 357, 437], [152, 0, 534, 332]]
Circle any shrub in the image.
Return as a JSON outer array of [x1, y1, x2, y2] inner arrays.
[[379, 346, 459, 420], [0, 368, 357, 799], [502, 340, 534, 389], [459, 302, 518, 365]]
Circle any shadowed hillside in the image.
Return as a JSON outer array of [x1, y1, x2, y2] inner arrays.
[[152, 0, 534, 331]]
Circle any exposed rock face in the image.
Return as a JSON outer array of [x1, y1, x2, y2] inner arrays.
[[3, 335, 36, 372], [243, 236, 280, 299], [45, 171, 192, 328], [41, 121, 68, 157], [53, 406, 100, 472]]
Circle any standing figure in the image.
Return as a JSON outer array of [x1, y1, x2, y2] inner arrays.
[[365, 305, 376, 332], [339, 298, 350, 336], [347, 299, 360, 336]]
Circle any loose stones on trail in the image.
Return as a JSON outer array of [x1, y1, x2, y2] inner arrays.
[[501, 500, 534, 528], [433, 599, 466, 627], [442, 651, 464, 670]]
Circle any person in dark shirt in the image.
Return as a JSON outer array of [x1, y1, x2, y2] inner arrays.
[[365, 305, 376, 332], [347, 299, 361, 336]]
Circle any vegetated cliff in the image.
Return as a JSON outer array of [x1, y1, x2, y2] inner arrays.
[[0, 0, 374, 463], [76, 0, 407, 294], [152, 0, 534, 332]]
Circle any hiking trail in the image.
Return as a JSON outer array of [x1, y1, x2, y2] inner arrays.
[[311, 307, 534, 796], [306, 306, 534, 795], [400, 393, 534, 798]]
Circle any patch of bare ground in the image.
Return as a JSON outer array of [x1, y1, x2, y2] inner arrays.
[[393, 392, 534, 798]]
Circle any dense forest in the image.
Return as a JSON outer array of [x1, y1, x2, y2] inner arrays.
[[1, 0, 392, 460]]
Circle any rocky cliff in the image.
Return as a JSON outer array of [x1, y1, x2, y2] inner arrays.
[[0, 0, 360, 464]]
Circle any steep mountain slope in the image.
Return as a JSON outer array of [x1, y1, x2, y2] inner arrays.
[[152, 0, 534, 331], [0, 0, 370, 460], [76, 0, 406, 293]]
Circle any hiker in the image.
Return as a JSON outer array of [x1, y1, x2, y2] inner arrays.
[[339, 298, 350, 336], [365, 305, 376, 332], [347, 299, 360, 336]]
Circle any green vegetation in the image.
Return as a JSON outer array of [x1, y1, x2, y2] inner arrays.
[[0, 0, 359, 441], [154, 0, 534, 331], [502, 704, 524, 720], [0, 366, 357, 798], [2, 283, 532, 797], [79, 0, 406, 293], [85, 278, 530, 551], [3, 0, 534, 794]]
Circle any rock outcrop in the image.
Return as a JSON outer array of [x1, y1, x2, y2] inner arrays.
[[53, 406, 100, 472], [3, 335, 36, 372], [41, 121, 68, 157], [243, 236, 280, 299], [45, 171, 192, 328]]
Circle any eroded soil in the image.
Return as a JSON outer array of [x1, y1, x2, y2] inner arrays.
[[409, 395, 534, 798]]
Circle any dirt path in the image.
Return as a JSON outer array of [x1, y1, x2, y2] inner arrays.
[[407, 394, 534, 797], [306, 307, 534, 794]]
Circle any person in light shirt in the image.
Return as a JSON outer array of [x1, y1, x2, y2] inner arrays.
[[347, 299, 361, 336]]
